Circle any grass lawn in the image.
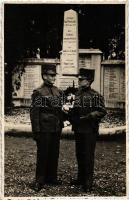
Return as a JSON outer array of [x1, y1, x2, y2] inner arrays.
[[5, 136, 126, 197]]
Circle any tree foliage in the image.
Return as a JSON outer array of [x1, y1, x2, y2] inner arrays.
[[5, 4, 125, 64]]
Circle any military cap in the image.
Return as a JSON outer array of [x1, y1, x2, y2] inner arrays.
[[42, 64, 57, 75], [78, 68, 95, 81]]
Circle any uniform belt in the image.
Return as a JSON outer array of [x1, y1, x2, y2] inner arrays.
[[80, 115, 90, 120], [80, 115, 86, 119], [40, 108, 60, 115]]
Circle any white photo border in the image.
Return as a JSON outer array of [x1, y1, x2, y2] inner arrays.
[[1, 1, 128, 199]]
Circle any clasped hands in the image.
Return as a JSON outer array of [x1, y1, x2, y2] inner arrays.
[[62, 103, 73, 114]]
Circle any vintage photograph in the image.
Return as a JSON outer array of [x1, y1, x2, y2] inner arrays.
[[4, 3, 126, 197]]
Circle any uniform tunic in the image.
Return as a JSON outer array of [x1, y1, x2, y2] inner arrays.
[[30, 83, 64, 184], [70, 86, 107, 187]]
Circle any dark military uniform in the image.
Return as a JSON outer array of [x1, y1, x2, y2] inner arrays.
[[30, 82, 64, 186], [70, 69, 107, 191]]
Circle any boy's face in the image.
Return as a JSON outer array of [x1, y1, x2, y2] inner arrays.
[[78, 78, 91, 88], [43, 73, 56, 85]]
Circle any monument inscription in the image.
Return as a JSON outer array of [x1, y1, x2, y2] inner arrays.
[[24, 65, 42, 98], [59, 76, 78, 90], [103, 66, 125, 101]]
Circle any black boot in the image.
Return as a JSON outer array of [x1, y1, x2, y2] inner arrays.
[[33, 182, 45, 192], [82, 179, 93, 192], [46, 178, 62, 185], [70, 178, 83, 185]]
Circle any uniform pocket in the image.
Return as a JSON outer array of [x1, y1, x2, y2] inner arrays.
[[39, 113, 61, 133]]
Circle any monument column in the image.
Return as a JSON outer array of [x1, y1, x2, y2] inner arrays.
[[61, 9, 78, 75]]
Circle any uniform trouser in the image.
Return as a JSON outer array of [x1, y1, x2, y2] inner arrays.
[[36, 131, 61, 184], [74, 128, 97, 186]]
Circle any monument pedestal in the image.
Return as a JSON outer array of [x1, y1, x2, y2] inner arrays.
[[60, 49, 102, 92]]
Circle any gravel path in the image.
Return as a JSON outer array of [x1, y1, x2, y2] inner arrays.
[[5, 108, 126, 129], [5, 108, 126, 137]]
